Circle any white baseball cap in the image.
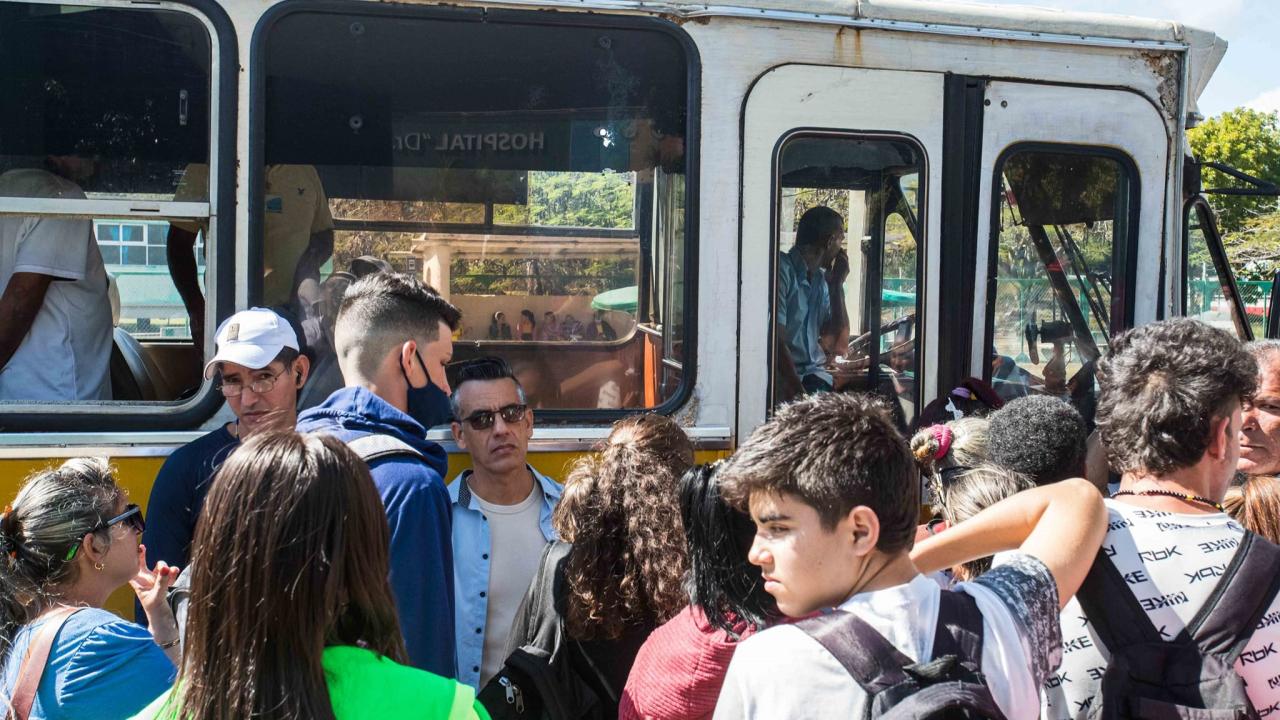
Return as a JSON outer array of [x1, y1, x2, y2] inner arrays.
[[203, 307, 300, 378]]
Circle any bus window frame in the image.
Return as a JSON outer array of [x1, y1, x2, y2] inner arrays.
[[765, 128, 930, 414], [1182, 194, 1253, 340], [250, 0, 701, 424], [0, 0, 238, 432], [981, 141, 1141, 389]]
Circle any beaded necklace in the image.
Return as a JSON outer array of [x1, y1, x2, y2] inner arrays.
[[1111, 489, 1225, 512]]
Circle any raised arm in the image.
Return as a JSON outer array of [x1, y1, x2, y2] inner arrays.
[[166, 224, 206, 348], [911, 477, 1107, 609]]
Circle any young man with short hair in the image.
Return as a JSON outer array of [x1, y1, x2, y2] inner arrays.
[[448, 357, 563, 690], [1035, 319, 1280, 720], [296, 272, 461, 677], [141, 307, 311, 604], [713, 392, 1107, 719]]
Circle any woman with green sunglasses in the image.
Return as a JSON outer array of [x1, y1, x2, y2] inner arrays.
[[0, 458, 180, 719]]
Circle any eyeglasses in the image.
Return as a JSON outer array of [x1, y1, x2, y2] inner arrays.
[[65, 504, 145, 560], [460, 403, 528, 431], [217, 367, 286, 397]]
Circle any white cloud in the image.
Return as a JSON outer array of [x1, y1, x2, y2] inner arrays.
[[1246, 87, 1280, 114], [1146, 0, 1244, 29]]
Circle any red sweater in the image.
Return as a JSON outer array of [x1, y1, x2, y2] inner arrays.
[[618, 606, 755, 720]]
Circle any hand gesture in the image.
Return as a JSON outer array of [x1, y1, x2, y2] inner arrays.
[[827, 249, 850, 285], [130, 544, 180, 619]]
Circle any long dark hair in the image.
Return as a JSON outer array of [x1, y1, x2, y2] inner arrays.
[[553, 414, 693, 640], [173, 432, 405, 720], [680, 464, 778, 636], [0, 458, 122, 665]]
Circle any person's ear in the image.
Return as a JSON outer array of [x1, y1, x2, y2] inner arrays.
[[399, 341, 422, 383], [452, 421, 467, 450], [846, 506, 881, 557], [81, 531, 109, 568], [1209, 413, 1234, 460], [292, 355, 311, 388]]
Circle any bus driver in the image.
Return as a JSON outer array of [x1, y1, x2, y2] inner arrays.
[[774, 206, 850, 401]]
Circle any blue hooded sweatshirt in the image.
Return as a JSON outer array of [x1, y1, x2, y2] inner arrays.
[[297, 387, 457, 679]]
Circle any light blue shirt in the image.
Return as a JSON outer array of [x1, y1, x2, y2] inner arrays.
[[0, 608, 175, 719], [777, 246, 833, 384], [450, 465, 562, 690]]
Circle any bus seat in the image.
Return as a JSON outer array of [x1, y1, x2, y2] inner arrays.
[[110, 328, 174, 401]]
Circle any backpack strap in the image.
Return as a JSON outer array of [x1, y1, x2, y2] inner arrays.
[[795, 610, 915, 694], [346, 434, 425, 463], [7, 607, 82, 720], [931, 590, 986, 666], [1076, 547, 1167, 652], [1185, 531, 1280, 658], [507, 541, 571, 654]]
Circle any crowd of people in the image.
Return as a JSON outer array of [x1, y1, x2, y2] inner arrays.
[[4, 267, 1280, 719]]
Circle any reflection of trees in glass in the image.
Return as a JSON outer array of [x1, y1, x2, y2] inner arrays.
[[884, 213, 915, 280], [450, 257, 635, 296], [494, 171, 635, 229], [789, 189, 849, 228]]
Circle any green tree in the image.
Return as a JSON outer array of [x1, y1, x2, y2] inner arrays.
[[1187, 108, 1280, 233]]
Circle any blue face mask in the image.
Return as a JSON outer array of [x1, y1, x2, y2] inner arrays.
[[404, 350, 452, 429]]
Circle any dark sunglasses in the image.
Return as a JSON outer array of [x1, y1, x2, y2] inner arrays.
[[460, 403, 528, 431], [65, 504, 145, 561]]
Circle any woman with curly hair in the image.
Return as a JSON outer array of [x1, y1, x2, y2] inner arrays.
[[511, 413, 692, 718]]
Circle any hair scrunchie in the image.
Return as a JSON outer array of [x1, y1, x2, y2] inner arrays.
[[930, 425, 953, 461]]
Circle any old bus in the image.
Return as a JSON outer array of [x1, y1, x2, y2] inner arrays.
[[0, 0, 1255, 614]]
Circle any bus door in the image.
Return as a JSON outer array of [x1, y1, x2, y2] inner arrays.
[[973, 82, 1168, 428], [740, 66, 942, 433]]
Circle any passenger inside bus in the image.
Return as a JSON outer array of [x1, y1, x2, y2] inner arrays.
[[167, 163, 335, 349], [771, 135, 923, 425], [0, 156, 114, 402]]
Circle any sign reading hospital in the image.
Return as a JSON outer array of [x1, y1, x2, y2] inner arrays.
[[394, 130, 546, 154]]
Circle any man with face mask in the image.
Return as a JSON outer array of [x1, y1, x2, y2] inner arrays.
[[297, 272, 461, 677]]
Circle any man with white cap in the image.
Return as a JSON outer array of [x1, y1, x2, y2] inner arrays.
[[139, 307, 311, 608]]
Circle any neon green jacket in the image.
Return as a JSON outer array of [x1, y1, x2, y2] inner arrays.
[[132, 645, 490, 720]]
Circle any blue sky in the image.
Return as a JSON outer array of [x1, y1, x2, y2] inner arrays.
[[981, 0, 1280, 118]]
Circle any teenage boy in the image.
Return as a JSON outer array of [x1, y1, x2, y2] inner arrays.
[[296, 272, 460, 677], [713, 392, 1107, 719], [449, 357, 562, 690], [142, 307, 311, 583]]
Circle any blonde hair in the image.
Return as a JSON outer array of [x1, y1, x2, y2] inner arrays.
[[910, 417, 989, 478], [936, 464, 1033, 581], [1223, 476, 1280, 544]]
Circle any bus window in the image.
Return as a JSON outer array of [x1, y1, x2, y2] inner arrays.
[[986, 147, 1137, 428], [262, 8, 692, 412], [771, 134, 924, 428], [0, 2, 214, 405], [1184, 197, 1255, 340]]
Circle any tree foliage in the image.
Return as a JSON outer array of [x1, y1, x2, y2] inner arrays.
[[1187, 108, 1280, 234]]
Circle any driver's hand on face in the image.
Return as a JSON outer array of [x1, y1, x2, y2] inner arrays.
[[827, 248, 850, 284]]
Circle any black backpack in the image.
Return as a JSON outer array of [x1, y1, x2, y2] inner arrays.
[[796, 590, 1007, 720], [1074, 530, 1280, 720], [478, 541, 607, 720]]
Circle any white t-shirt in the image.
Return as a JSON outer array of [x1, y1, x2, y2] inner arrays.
[[714, 554, 1063, 720], [0, 169, 112, 401], [1044, 499, 1280, 719], [476, 485, 547, 686]]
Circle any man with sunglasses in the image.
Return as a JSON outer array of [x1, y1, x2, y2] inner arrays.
[[448, 357, 563, 690], [139, 307, 311, 624]]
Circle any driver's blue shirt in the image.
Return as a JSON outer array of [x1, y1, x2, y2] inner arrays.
[[777, 246, 833, 384]]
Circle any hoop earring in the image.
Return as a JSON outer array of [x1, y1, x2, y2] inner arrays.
[[93, 562, 105, 571]]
